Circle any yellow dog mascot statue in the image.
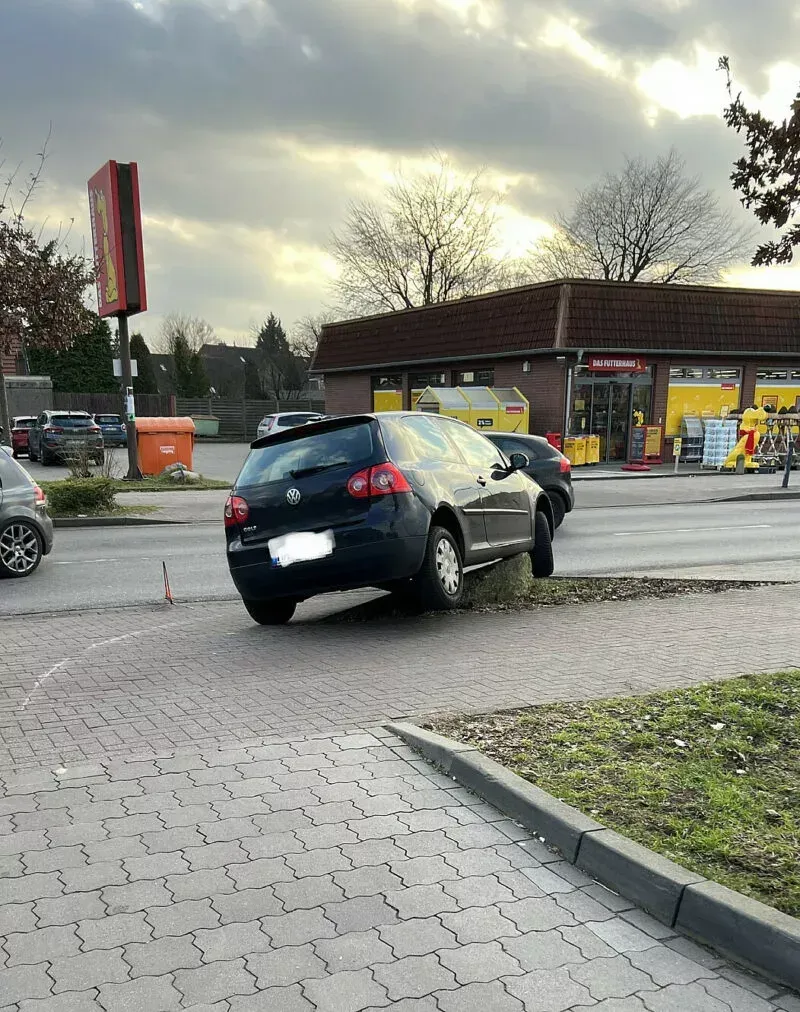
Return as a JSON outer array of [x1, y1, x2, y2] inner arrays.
[[92, 188, 119, 305], [723, 405, 769, 471]]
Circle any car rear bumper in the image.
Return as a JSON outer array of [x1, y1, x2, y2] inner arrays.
[[227, 504, 430, 602]]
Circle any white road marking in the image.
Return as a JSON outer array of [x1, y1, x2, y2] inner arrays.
[[614, 524, 772, 537], [54, 558, 121, 565]]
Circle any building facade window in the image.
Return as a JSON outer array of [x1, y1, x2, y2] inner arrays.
[[665, 365, 741, 436], [455, 368, 495, 386], [410, 371, 447, 388]]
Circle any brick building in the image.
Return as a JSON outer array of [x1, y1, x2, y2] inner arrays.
[[313, 279, 800, 463]]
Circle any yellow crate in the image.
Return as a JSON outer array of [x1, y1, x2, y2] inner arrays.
[[585, 434, 600, 464], [563, 437, 587, 466]]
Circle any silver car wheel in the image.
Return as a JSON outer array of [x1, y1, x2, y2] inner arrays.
[[0, 523, 41, 575], [435, 537, 460, 595]]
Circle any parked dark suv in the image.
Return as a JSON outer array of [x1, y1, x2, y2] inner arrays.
[[485, 432, 574, 529], [226, 411, 555, 624], [28, 411, 104, 466]]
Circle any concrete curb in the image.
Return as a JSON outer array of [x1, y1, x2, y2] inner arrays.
[[53, 515, 186, 528], [386, 720, 800, 990]]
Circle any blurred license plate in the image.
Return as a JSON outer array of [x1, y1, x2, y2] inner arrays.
[[269, 530, 334, 568]]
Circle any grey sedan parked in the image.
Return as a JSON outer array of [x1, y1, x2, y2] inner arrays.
[[0, 446, 54, 577]]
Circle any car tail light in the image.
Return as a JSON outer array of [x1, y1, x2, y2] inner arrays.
[[44, 426, 63, 435], [347, 464, 412, 498], [559, 456, 571, 474], [224, 495, 249, 528], [90, 425, 101, 433], [34, 485, 46, 505]]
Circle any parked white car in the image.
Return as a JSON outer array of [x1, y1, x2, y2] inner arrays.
[[255, 412, 324, 440]]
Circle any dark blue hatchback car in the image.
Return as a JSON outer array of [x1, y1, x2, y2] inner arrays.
[[225, 412, 555, 624], [93, 413, 127, 447]]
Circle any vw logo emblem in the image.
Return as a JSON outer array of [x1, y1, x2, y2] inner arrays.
[[286, 488, 302, 505]]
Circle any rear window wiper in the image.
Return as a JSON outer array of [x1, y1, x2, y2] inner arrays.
[[289, 461, 350, 479]]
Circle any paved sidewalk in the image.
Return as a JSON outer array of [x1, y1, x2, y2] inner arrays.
[[1, 729, 797, 1011], [2, 585, 800, 773]]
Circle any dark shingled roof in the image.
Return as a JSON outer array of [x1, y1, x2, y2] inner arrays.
[[314, 280, 800, 371]]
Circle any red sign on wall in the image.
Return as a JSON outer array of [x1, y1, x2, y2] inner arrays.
[[88, 161, 147, 318], [587, 355, 647, 373]]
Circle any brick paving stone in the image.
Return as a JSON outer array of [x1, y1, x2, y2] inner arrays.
[[165, 867, 236, 901], [226, 856, 293, 890], [340, 839, 408, 867], [559, 925, 620, 960], [641, 982, 731, 1011], [22, 846, 86, 874], [504, 966, 596, 1011], [17, 992, 104, 1011], [443, 847, 513, 877], [499, 896, 577, 933], [5, 926, 81, 966], [77, 912, 152, 951], [260, 908, 337, 946], [183, 841, 248, 871], [302, 968, 389, 1012], [244, 832, 305, 860], [554, 889, 618, 922], [389, 856, 459, 887], [435, 980, 525, 1011], [173, 959, 256, 1005], [122, 851, 190, 881], [588, 917, 664, 953], [102, 880, 172, 914], [333, 865, 403, 898], [620, 909, 678, 940], [0, 902, 36, 935], [323, 896, 399, 934], [348, 815, 410, 840], [124, 935, 201, 976], [285, 846, 351, 877], [96, 974, 182, 1011], [49, 949, 130, 993], [629, 946, 720, 986], [273, 874, 345, 911], [83, 838, 147, 864], [702, 978, 776, 1012], [440, 906, 520, 944], [373, 953, 457, 1000], [0, 963, 54, 1003], [717, 967, 781, 1000], [582, 883, 636, 912], [521, 865, 578, 894], [379, 917, 458, 958], [502, 928, 586, 971], [394, 830, 458, 858], [571, 954, 660, 999], [5, 872, 62, 904], [60, 863, 125, 894], [228, 982, 313, 1011], [193, 921, 272, 961], [294, 823, 359, 850], [443, 874, 516, 908], [313, 929, 394, 972], [145, 898, 220, 937], [664, 937, 726, 970], [211, 886, 284, 923], [438, 941, 524, 984], [385, 883, 460, 920], [362, 1000, 438, 1012], [245, 943, 327, 987]]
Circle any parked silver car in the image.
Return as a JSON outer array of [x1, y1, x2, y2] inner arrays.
[[0, 446, 54, 577], [255, 412, 324, 440]]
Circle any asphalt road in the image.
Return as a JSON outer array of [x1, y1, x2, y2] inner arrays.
[[3, 498, 798, 615]]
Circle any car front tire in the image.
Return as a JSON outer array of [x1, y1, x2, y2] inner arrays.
[[243, 598, 297, 625], [530, 510, 555, 578], [0, 520, 43, 578], [413, 526, 464, 611]]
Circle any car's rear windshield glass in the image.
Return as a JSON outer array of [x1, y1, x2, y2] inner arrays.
[[14, 418, 35, 428], [96, 415, 121, 424], [52, 415, 92, 427], [238, 423, 375, 486], [277, 413, 321, 426]]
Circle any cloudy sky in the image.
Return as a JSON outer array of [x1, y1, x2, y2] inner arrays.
[[2, 0, 799, 345]]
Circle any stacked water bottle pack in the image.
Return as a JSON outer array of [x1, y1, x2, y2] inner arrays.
[[702, 418, 739, 468]]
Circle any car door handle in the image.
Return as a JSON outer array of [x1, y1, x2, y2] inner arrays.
[[477, 476, 487, 486]]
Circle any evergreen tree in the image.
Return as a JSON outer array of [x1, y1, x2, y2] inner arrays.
[[172, 331, 208, 397], [28, 315, 116, 392], [130, 332, 158, 394], [255, 313, 295, 396], [244, 357, 263, 399]]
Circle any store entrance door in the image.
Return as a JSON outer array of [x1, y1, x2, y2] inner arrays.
[[590, 382, 633, 462]]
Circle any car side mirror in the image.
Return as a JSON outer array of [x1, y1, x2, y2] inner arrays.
[[508, 452, 529, 471]]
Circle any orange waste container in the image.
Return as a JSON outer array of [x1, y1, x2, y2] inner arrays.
[[135, 417, 196, 476]]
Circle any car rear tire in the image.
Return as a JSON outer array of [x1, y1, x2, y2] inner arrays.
[[28, 445, 38, 462], [413, 526, 464, 611], [12, 449, 19, 459], [530, 510, 555, 578], [40, 448, 53, 466], [243, 598, 297, 625], [0, 520, 43, 578], [548, 492, 566, 529]]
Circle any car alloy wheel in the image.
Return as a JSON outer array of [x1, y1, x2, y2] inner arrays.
[[0, 522, 42, 576], [435, 536, 461, 595]]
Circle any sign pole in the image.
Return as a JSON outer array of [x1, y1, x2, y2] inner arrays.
[[117, 314, 142, 480]]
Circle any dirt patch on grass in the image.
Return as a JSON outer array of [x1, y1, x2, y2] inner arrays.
[[429, 671, 800, 918]]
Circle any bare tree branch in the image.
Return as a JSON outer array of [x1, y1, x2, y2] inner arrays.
[[528, 150, 753, 285], [329, 155, 515, 313]]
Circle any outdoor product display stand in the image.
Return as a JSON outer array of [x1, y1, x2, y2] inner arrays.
[[680, 416, 705, 464], [752, 414, 800, 471]]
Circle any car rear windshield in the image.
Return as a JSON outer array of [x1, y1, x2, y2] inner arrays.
[[96, 415, 121, 424], [52, 415, 93, 427], [14, 418, 35, 428], [277, 413, 322, 426], [238, 422, 375, 487]]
